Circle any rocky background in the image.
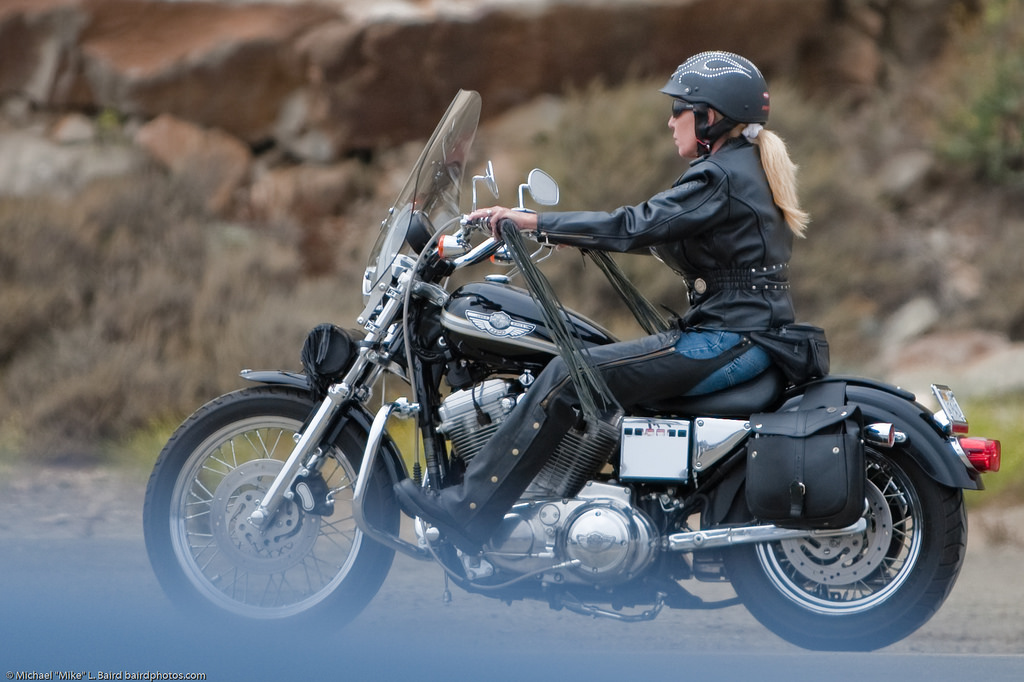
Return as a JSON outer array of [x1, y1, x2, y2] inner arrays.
[[1, 0, 1023, 458], [1, 0, 904, 156]]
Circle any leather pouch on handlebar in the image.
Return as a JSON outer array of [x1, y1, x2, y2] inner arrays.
[[745, 381, 864, 529], [301, 323, 356, 399]]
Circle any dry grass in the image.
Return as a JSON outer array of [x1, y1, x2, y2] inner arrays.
[[0, 167, 354, 459]]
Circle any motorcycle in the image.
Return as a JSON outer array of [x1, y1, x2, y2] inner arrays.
[[143, 90, 1001, 651]]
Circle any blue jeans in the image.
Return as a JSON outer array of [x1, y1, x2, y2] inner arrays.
[[677, 330, 772, 395]]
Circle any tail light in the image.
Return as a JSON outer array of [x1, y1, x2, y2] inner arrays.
[[959, 437, 1001, 473]]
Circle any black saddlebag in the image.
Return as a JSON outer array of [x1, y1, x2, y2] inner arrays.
[[745, 381, 864, 529]]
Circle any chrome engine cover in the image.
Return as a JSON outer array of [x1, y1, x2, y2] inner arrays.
[[482, 481, 659, 585]]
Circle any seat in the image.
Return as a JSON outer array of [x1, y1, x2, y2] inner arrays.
[[636, 365, 786, 418]]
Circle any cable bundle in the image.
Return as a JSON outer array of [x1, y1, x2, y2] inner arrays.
[[500, 222, 618, 422], [583, 250, 671, 336]]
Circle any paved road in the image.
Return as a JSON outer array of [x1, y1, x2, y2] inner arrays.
[[1, 467, 1022, 681]]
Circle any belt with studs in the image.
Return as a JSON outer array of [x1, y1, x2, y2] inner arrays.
[[686, 263, 790, 302]]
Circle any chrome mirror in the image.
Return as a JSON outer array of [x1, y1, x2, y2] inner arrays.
[[519, 168, 559, 207], [471, 160, 499, 210]]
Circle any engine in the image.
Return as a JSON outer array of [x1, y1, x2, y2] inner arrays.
[[437, 381, 659, 585], [437, 379, 517, 462], [473, 481, 659, 585], [437, 379, 618, 499]]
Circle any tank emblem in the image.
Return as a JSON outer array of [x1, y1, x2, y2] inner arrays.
[[466, 310, 535, 338]]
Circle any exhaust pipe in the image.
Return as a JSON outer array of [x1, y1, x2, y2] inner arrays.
[[667, 517, 868, 552]]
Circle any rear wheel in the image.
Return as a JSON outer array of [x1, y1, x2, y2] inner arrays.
[[143, 386, 398, 626], [724, 446, 967, 650]]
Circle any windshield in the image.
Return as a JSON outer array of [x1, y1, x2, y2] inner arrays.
[[363, 90, 481, 299]]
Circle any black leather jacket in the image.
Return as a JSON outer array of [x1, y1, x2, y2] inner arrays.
[[535, 137, 795, 331]]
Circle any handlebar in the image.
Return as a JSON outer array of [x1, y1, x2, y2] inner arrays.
[[448, 217, 547, 270], [451, 235, 504, 268]]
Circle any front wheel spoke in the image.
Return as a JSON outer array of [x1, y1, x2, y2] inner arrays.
[[251, 428, 286, 460], [891, 514, 913, 533], [307, 549, 342, 575], [184, 507, 212, 522], [810, 581, 832, 600], [188, 535, 219, 565], [891, 526, 911, 548], [225, 567, 247, 601], [189, 479, 217, 503], [300, 555, 326, 593], [265, 428, 287, 458], [262, 572, 292, 606], [843, 581, 870, 599], [878, 555, 905, 579], [201, 457, 234, 477], [242, 431, 266, 458], [318, 519, 357, 548], [324, 471, 354, 493]]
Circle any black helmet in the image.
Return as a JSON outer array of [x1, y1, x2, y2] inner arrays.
[[660, 51, 770, 124]]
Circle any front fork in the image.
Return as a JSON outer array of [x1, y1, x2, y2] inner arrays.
[[248, 276, 411, 530], [246, 382, 354, 530], [248, 390, 428, 559]]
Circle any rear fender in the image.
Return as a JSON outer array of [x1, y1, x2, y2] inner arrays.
[[704, 375, 981, 528], [793, 377, 981, 490]]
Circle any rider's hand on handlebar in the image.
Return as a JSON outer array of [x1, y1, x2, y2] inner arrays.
[[466, 206, 539, 239]]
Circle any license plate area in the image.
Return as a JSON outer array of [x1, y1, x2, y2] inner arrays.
[[620, 417, 690, 481], [932, 384, 968, 434]]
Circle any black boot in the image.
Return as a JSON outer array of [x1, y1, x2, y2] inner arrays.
[[393, 479, 489, 553], [395, 397, 575, 552]]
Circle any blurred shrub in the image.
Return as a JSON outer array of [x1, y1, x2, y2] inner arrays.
[[939, 0, 1024, 184], [962, 391, 1024, 507], [0, 169, 322, 459], [530, 80, 682, 212], [520, 81, 690, 328]]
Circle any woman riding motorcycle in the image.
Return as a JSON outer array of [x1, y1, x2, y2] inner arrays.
[[395, 51, 811, 552]]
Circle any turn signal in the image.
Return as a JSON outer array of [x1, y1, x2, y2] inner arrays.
[[438, 235, 469, 259], [959, 437, 1001, 473]]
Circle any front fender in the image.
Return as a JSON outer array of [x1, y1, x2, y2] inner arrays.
[[239, 369, 407, 484], [240, 369, 309, 390], [795, 377, 982, 490]]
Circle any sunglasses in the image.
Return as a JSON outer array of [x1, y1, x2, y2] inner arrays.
[[671, 99, 694, 118]]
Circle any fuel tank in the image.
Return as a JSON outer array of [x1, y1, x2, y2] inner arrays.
[[441, 280, 617, 371]]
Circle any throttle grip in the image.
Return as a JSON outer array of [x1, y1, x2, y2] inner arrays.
[[497, 218, 519, 240]]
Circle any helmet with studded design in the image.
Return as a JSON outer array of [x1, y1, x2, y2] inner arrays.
[[660, 51, 770, 124]]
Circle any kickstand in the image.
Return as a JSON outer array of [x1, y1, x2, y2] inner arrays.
[[442, 572, 452, 605]]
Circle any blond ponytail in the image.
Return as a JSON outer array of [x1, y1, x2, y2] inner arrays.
[[748, 127, 809, 237]]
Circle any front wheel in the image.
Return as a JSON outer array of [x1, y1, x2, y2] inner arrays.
[[724, 446, 967, 651], [143, 385, 399, 626]]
